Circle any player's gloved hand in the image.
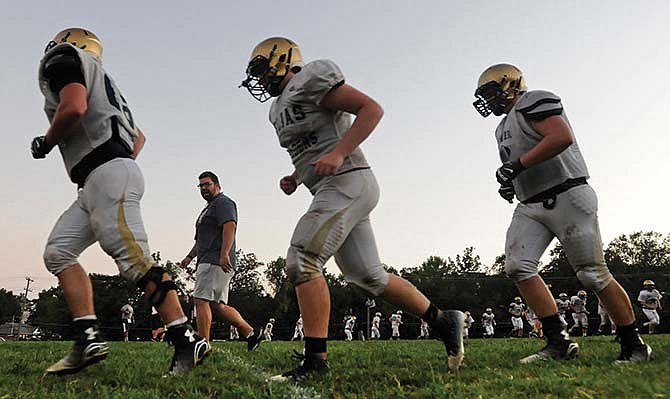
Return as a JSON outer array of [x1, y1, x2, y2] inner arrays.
[[496, 159, 526, 185], [31, 135, 54, 159], [498, 183, 516, 203]]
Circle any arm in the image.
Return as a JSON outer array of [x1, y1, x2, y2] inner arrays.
[[179, 243, 198, 269], [219, 221, 237, 272], [280, 169, 302, 195], [518, 115, 574, 168], [311, 84, 384, 176], [132, 127, 146, 160]]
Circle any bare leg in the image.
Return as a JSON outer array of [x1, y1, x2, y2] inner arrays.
[[515, 276, 558, 317], [380, 274, 430, 315], [195, 298, 212, 341], [595, 280, 635, 326], [58, 264, 95, 318], [296, 277, 330, 345], [210, 303, 253, 338]]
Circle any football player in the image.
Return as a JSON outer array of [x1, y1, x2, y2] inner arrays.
[[241, 37, 465, 381], [597, 298, 616, 335], [264, 318, 275, 342], [389, 311, 404, 340], [230, 325, 240, 341], [33, 28, 209, 376], [555, 293, 570, 331], [344, 316, 356, 341], [508, 297, 526, 337], [120, 298, 134, 342], [526, 306, 543, 338], [463, 311, 475, 339], [371, 312, 382, 339], [481, 308, 496, 338], [292, 314, 305, 341], [473, 63, 651, 363], [418, 319, 430, 339], [638, 280, 662, 334], [569, 290, 590, 337]]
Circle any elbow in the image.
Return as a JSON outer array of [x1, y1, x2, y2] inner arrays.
[[61, 103, 87, 122]]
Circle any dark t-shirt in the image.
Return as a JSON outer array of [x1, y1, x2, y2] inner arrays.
[[195, 193, 237, 267]]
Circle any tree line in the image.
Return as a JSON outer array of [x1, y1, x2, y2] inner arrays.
[[2, 231, 667, 340]]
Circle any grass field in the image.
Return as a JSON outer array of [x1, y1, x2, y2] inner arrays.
[[1, 335, 668, 399]]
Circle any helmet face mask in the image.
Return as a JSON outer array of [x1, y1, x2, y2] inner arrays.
[[644, 280, 655, 289], [578, 290, 587, 298], [559, 293, 568, 300], [241, 37, 302, 103], [45, 28, 102, 59], [514, 296, 522, 303]]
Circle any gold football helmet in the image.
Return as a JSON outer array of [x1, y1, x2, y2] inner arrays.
[[514, 296, 522, 303], [485, 308, 492, 313], [473, 63, 527, 117], [375, 312, 381, 317], [45, 28, 102, 59], [240, 37, 303, 102], [577, 290, 587, 297], [559, 293, 568, 300], [643, 280, 655, 287]]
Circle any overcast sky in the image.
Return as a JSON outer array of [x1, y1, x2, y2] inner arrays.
[[2, 1, 669, 297]]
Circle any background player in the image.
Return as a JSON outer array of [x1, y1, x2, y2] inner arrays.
[[509, 297, 526, 337], [638, 280, 662, 334], [482, 308, 496, 338]]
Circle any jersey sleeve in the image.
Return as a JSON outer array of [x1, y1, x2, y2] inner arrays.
[[214, 197, 238, 226], [43, 45, 86, 94], [294, 59, 345, 105], [516, 90, 563, 121]]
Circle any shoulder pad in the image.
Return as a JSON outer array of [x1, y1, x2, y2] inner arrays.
[[516, 90, 563, 120], [291, 59, 345, 104], [44, 44, 82, 72]]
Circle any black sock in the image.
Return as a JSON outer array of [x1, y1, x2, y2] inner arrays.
[[422, 303, 439, 324], [616, 323, 641, 345], [305, 337, 327, 355], [539, 314, 564, 340]]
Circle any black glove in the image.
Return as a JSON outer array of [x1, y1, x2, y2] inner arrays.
[[498, 183, 515, 203], [31, 136, 54, 159], [496, 159, 526, 185]]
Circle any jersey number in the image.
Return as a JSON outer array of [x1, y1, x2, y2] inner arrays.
[[104, 75, 135, 129]]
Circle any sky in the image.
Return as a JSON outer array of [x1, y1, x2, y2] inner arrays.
[[1, 1, 669, 297]]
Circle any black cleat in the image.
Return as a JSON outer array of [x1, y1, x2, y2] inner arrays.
[[246, 328, 264, 351], [46, 321, 109, 375], [615, 342, 653, 364], [520, 331, 579, 364], [166, 323, 211, 376], [269, 350, 330, 383], [430, 310, 465, 371]]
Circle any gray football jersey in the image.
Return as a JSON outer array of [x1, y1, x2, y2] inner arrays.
[[482, 313, 495, 326], [570, 296, 587, 312], [495, 90, 589, 201], [638, 289, 662, 309], [39, 43, 137, 181], [269, 59, 369, 194], [555, 298, 570, 315], [509, 303, 525, 316]]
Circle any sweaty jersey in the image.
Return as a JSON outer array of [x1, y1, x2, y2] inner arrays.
[[556, 298, 570, 315], [39, 43, 137, 185], [570, 296, 587, 313], [509, 302, 525, 317], [482, 312, 495, 326], [269, 59, 369, 194], [495, 90, 589, 201], [638, 289, 662, 309]]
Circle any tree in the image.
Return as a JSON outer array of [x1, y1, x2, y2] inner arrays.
[[230, 250, 265, 297], [0, 289, 21, 322], [604, 231, 670, 268], [446, 247, 483, 275]]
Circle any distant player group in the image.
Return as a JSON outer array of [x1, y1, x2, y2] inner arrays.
[[32, 26, 659, 386]]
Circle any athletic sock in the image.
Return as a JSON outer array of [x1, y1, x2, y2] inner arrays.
[[305, 337, 327, 357], [166, 317, 188, 328], [421, 303, 439, 324]]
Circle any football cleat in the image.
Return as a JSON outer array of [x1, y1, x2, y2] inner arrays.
[[615, 342, 653, 364], [166, 323, 211, 376], [269, 350, 330, 383], [520, 331, 579, 364], [246, 328, 264, 351], [430, 310, 466, 371], [46, 321, 109, 375]]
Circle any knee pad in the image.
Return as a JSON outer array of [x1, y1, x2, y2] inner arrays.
[[43, 244, 77, 276], [137, 267, 177, 307], [344, 266, 389, 297], [504, 255, 539, 283], [286, 245, 325, 285], [574, 264, 613, 293]]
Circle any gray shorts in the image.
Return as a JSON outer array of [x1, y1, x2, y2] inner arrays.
[[193, 263, 234, 304]]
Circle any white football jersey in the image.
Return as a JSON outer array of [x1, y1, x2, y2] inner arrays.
[[39, 43, 137, 183], [372, 316, 380, 328], [482, 312, 495, 326], [390, 314, 402, 327], [345, 318, 355, 330], [265, 322, 274, 332], [638, 289, 662, 309], [555, 299, 570, 315], [296, 317, 303, 328], [570, 296, 587, 313], [269, 59, 369, 194], [509, 302, 525, 317]]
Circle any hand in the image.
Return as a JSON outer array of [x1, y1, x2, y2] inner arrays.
[[310, 150, 345, 176], [498, 183, 515, 203], [280, 175, 299, 195], [496, 159, 526, 185], [179, 256, 193, 269], [220, 253, 233, 273], [31, 136, 54, 159]]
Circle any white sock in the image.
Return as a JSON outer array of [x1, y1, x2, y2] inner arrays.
[[73, 315, 97, 322], [166, 317, 188, 328]]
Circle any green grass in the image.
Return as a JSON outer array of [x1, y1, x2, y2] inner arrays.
[[1, 335, 668, 399]]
